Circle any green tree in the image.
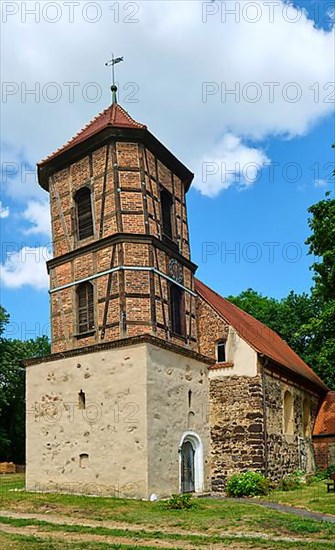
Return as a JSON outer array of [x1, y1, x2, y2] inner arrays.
[[306, 193, 335, 301], [0, 308, 50, 463], [227, 289, 318, 363], [304, 191, 335, 388]]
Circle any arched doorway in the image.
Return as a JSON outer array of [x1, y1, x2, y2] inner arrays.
[[179, 432, 203, 493], [181, 440, 195, 493]]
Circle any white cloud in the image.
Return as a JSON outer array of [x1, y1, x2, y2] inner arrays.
[[1, 0, 334, 200], [194, 133, 270, 197], [22, 200, 51, 236], [0, 246, 52, 290], [314, 179, 327, 188], [0, 201, 10, 219]]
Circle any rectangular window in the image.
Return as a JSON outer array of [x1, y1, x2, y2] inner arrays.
[[169, 283, 185, 336], [161, 188, 173, 239], [75, 187, 94, 240], [77, 282, 95, 334], [217, 341, 226, 362]]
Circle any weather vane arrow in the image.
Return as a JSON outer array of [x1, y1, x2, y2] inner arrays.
[[105, 54, 124, 104]]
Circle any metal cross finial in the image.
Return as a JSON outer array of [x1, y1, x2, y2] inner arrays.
[[105, 54, 124, 104]]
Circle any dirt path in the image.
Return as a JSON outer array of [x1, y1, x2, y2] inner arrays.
[[0, 522, 197, 549], [0, 509, 333, 548]]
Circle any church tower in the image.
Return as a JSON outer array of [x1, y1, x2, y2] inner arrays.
[[25, 96, 211, 499], [39, 102, 198, 353]]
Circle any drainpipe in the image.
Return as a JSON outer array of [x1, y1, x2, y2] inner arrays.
[[260, 355, 269, 477]]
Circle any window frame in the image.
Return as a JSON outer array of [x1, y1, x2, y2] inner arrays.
[[74, 186, 94, 241], [216, 340, 226, 363], [76, 281, 95, 336], [169, 282, 185, 337], [160, 188, 174, 240], [283, 390, 294, 436]]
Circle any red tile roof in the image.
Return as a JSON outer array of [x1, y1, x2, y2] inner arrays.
[[195, 279, 328, 391], [313, 392, 335, 436], [39, 103, 146, 166]]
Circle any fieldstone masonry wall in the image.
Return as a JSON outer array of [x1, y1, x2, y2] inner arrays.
[[264, 373, 320, 480], [209, 375, 265, 491]]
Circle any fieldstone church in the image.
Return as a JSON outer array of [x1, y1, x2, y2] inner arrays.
[[25, 99, 328, 499]]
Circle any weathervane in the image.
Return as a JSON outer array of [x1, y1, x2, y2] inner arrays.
[[105, 54, 124, 104]]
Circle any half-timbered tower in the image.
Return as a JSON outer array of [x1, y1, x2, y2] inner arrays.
[[25, 102, 212, 499], [38, 103, 198, 353]]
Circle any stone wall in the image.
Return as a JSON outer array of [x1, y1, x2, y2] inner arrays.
[[146, 343, 211, 497], [264, 371, 320, 480], [26, 343, 149, 498], [196, 296, 229, 360], [209, 375, 265, 491], [47, 140, 197, 353]]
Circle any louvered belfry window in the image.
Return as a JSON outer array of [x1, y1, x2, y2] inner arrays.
[[75, 187, 94, 240], [161, 189, 173, 239], [77, 282, 95, 334], [169, 282, 184, 335]]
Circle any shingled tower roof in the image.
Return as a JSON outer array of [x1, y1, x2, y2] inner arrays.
[[39, 103, 146, 166], [37, 103, 194, 192]]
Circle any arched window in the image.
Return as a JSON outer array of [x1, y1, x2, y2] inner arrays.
[[302, 397, 311, 438], [79, 453, 89, 469], [77, 282, 94, 334], [283, 390, 294, 435], [216, 340, 226, 363], [75, 187, 94, 240]]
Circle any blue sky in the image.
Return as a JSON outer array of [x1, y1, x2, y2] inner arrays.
[[1, 0, 334, 341]]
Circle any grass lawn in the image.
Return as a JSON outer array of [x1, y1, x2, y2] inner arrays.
[[265, 480, 335, 515], [1, 474, 335, 549]]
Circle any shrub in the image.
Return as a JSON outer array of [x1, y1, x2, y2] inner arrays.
[[225, 471, 269, 497], [164, 493, 196, 510], [278, 470, 305, 491]]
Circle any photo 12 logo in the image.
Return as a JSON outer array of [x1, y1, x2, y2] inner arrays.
[[1, 2, 140, 24], [201, 1, 335, 25], [1, 81, 140, 104]]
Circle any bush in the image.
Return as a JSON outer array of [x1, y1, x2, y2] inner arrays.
[[278, 470, 305, 491], [225, 471, 269, 497], [311, 465, 335, 482], [164, 493, 196, 510]]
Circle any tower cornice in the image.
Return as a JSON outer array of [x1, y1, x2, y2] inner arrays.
[[47, 233, 198, 273]]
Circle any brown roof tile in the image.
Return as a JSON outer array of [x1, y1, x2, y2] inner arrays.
[[313, 392, 335, 436], [195, 278, 327, 391], [39, 103, 146, 166]]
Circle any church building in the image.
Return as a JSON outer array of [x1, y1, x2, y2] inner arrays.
[[24, 96, 328, 499]]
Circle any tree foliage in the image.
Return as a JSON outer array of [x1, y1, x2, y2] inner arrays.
[[0, 309, 50, 463], [227, 289, 319, 364], [306, 194, 335, 301], [304, 192, 335, 388]]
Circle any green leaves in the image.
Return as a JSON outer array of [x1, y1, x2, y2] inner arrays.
[[0, 307, 50, 463]]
